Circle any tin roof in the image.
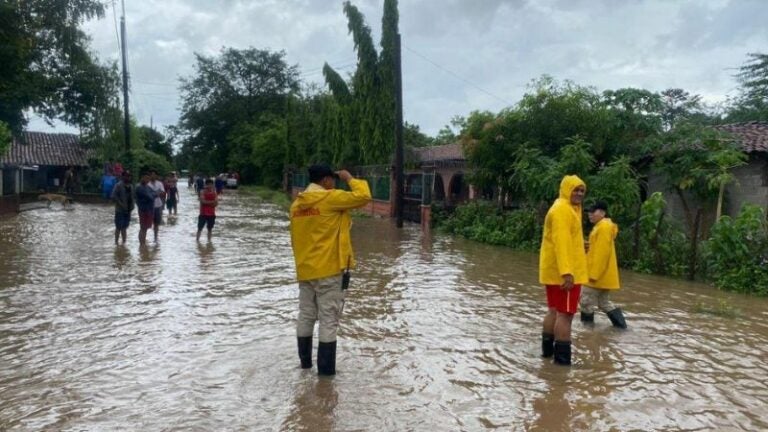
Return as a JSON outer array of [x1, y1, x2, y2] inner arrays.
[[713, 121, 768, 153], [1, 131, 91, 167]]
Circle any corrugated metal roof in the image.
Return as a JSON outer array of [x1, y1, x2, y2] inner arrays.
[[412, 142, 465, 162], [1, 131, 91, 167], [713, 121, 768, 153]]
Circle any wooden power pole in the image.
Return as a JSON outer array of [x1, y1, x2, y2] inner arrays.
[[394, 33, 404, 228], [120, 0, 130, 152]]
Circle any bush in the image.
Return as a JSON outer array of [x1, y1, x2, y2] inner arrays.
[[129, 148, 174, 177], [704, 205, 768, 295], [628, 192, 690, 277], [435, 201, 542, 251]]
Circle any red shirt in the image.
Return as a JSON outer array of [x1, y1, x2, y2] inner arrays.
[[200, 190, 217, 216]]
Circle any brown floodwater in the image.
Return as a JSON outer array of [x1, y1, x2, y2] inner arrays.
[[0, 185, 767, 431]]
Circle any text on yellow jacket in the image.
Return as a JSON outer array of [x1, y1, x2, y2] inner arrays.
[[587, 218, 621, 289], [539, 175, 589, 285], [290, 179, 372, 281]]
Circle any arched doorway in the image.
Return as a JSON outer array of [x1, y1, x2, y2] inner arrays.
[[433, 174, 445, 202], [448, 173, 469, 205]]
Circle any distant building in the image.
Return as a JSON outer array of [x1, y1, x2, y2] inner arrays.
[[1, 131, 92, 213]]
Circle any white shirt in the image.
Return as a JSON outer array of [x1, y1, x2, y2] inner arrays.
[[149, 180, 165, 208]]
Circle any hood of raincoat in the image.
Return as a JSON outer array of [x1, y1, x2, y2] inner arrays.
[[538, 175, 589, 286], [294, 182, 332, 209], [557, 175, 586, 208]]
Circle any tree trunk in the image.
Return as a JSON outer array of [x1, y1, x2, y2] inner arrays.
[[687, 208, 702, 281], [716, 182, 725, 220], [651, 210, 666, 274]]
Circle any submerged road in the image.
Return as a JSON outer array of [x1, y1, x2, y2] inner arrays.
[[0, 185, 767, 430]]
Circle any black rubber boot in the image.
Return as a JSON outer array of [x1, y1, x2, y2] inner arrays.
[[553, 340, 572, 366], [317, 341, 337, 376], [541, 332, 555, 358], [580, 312, 594, 323], [606, 308, 627, 329], [297, 336, 312, 369]]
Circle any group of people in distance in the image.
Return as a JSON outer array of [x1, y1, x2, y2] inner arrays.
[[288, 168, 627, 377], [110, 170, 219, 246]]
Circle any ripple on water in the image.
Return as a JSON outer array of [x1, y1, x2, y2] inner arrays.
[[1, 190, 768, 430]]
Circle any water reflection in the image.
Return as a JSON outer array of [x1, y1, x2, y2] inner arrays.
[[282, 377, 339, 431]]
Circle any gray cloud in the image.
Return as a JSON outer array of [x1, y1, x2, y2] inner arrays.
[[29, 0, 768, 136]]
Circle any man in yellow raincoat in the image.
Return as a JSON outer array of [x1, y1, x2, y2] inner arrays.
[[539, 175, 588, 366], [580, 201, 627, 328], [290, 164, 371, 376]]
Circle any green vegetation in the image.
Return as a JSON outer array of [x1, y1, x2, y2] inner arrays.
[[692, 299, 740, 318], [174, 0, 403, 187], [435, 59, 768, 295], [240, 186, 292, 210]]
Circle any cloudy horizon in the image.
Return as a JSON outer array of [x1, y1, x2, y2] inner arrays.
[[28, 0, 768, 138]]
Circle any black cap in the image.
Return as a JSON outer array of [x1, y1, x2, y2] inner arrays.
[[308, 164, 338, 183], [587, 201, 608, 213]]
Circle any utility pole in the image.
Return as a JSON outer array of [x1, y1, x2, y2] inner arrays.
[[394, 32, 404, 228], [120, 0, 130, 153]]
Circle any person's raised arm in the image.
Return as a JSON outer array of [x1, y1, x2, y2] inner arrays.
[[325, 170, 372, 211]]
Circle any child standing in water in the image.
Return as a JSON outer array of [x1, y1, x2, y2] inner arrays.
[[197, 179, 218, 242], [581, 201, 627, 328]]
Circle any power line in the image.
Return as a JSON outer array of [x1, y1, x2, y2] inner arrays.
[[403, 44, 514, 106]]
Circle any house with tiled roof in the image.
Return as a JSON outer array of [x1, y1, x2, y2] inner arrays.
[[1, 131, 91, 198], [648, 121, 768, 224], [714, 121, 768, 217]]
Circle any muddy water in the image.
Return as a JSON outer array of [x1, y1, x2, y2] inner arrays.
[[0, 185, 767, 431]]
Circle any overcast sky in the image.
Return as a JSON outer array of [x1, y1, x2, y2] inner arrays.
[[29, 0, 768, 137]]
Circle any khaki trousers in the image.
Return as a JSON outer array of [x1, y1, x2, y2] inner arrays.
[[296, 274, 344, 343], [580, 286, 617, 314]]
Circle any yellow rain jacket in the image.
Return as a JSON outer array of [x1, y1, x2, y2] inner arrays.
[[290, 179, 372, 281], [587, 218, 621, 289], [539, 175, 589, 285]]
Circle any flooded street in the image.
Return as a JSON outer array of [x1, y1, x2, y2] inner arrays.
[[1, 185, 767, 431]]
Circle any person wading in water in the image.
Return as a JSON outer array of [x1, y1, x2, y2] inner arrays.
[[289, 164, 371, 376], [539, 175, 588, 366], [581, 200, 627, 328]]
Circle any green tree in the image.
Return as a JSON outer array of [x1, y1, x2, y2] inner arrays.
[[726, 53, 768, 122], [0, 121, 10, 156], [176, 47, 299, 176], [0, 0, 117, 134], [138, 126, 172, 163]]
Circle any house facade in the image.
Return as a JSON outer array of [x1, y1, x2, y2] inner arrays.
[[0, 131, 91, 214]]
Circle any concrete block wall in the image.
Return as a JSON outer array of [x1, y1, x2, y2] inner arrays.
[[725, 158, 768, 216]]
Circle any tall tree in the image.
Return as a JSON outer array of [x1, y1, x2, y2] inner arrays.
[[0, 0, 116, 134]]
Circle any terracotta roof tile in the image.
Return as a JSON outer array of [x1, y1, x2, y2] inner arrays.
[[1, 131, 92, 167], [412, 142, 465, 162], [713, 121, 768, 153]]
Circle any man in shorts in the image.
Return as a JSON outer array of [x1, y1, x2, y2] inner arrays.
[[135, 172, 157, 246], [148, 170, 166, 242], [197, 179, 218, 241], [539, 175, 588, 366], [111, 171, 134, 245]]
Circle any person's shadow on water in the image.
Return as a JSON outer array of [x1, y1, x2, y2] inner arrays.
[[527, 365, 574, 432], [280, 378, 339, 431]]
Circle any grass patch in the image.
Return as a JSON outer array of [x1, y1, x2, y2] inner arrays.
[[240, 186, 292, 209], [691, 298, 740, 318]]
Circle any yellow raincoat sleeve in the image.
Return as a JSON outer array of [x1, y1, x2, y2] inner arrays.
[[550, 208, 575, 277], [588, 224, 613, 281], [325, 179, 372, 211]]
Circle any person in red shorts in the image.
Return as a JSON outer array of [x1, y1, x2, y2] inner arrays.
[[197, 179, 218, 242], [135, 172, 157, 246], [538, 175, 588, 366]]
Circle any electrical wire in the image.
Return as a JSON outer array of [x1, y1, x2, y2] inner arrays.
[[403, 44, 514, 106]]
